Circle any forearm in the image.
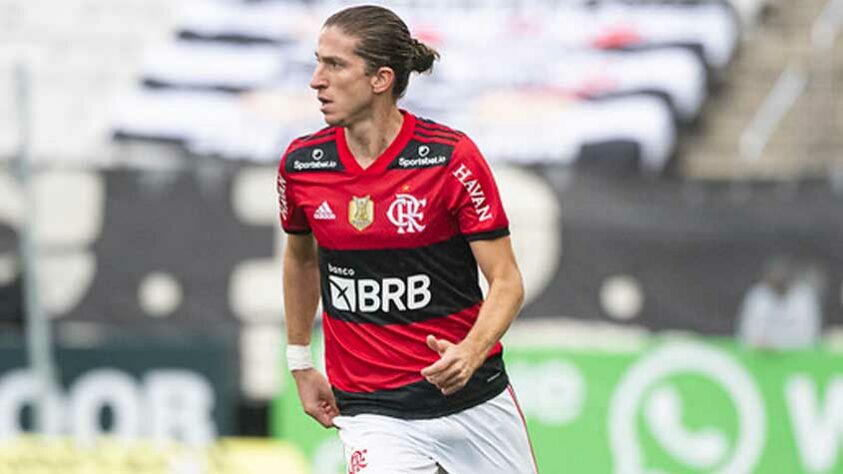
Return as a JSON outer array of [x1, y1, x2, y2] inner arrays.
[[421, 237, 523, 395], [463, 272, 524, 356], [283, 245, 321, 345]]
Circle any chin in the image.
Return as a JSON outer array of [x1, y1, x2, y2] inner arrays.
[[321, 113, 344, 127]]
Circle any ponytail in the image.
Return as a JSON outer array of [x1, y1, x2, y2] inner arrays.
[[410, 38, 439, 74], [325, 6, 440, 98]]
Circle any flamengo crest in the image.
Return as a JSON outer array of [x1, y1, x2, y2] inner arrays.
[[348, 196, 374, 231], [387, 194, 427, 234]]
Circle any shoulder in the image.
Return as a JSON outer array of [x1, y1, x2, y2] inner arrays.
[[413, 116, 483, 158], [383, 116, 467, 171], [279, 126, 344, 174], [293, 125, 336, 145], [414, 116, 465, 139]]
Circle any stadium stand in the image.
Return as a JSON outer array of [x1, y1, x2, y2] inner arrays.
[[682, 0, 843, 178], [109, 0, 741, 174], [3, 0, 794, 174], [0, 0, 177, 165]]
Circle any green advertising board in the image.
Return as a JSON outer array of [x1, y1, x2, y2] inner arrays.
[[273, 335, 843, 473]]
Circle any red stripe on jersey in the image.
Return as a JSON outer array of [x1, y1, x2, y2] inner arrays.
[[410, 135, 460, 147], [289, 134, 336, 152], [416, 129, 461, 142], [507, 385, 540, 473], [298, 126, 334, 142], [417, 119, 463, 136], [323, 303, 503, 393], [414, 130, 460, 143], [416, 122, 460, 135]]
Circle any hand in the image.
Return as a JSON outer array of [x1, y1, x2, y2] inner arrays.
[[292, 369, 340, 428], [420, 335, 485, 396]]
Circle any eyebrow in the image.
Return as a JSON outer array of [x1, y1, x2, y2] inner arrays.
[[314, 52, 346, 65]]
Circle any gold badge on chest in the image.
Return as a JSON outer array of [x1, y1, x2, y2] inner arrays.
[[348, 195, 374, 231]]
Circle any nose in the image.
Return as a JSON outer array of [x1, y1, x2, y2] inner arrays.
[[310, 64, 327, 90]]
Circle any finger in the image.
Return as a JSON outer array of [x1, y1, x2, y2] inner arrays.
[[324, 391, 339, 409], [426, 334, 438, 352], [305, 406, 330, 427], [421, 356, 456, 378], [312, 405, 337, 428], [326, 401, 341, 420], [427, 335, 456, 354], [314, 411, 335, 428], [436, 367, 466, 388], [438, 373, 470, 395], [440, 380, 468, 396], [426, 334, 450, 354], [428, 364, 467, 390], [426, 372, 452, 389], [428, 367, 468, 390]]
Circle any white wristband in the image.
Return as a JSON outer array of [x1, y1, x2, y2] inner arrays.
[[286, 344, 314, 371]]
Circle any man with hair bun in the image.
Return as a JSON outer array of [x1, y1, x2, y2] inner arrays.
[[278, 5, 537, 472]]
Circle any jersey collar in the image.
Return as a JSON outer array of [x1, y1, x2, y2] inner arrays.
[[336, 110, 416, 175]]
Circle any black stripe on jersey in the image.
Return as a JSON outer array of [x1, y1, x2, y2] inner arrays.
[[283, 228, 312, 235], [413, 129, 460, 144], [464, 227, 510, 242], [334, 354, 508, 419], [388, 139, 455, 169], [285, 140, 345, 173], [412, 136, 458, 146], [296, 126, 334, 142], [319, 235, 483, 325], [416, 125, 461, 139], [417, 118, 464, 136]]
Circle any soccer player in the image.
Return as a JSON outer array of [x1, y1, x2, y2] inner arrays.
[[278, 5, 537, 473]]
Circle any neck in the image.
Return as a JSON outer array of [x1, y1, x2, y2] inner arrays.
[[344, 105, 404, 169]]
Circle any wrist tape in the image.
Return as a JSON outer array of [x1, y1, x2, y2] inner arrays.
[[286, 344, 314, 371]]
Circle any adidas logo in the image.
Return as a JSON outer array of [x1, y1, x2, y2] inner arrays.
[[314, 201, 336, 220]]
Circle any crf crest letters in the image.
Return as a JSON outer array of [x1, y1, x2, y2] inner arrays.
[[387, 194, 427, 234]]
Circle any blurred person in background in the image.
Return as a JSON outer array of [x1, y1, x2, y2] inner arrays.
[[737, 255, 824, 350], [0, 228, 23, 330], [277, 5, 537, 473]]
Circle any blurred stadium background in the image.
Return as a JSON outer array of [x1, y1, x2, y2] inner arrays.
[[1, 0, 842, 472]]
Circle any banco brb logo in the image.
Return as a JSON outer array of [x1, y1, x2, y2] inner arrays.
[[329, 274, 431, 313], [609, 342, 766, 474]]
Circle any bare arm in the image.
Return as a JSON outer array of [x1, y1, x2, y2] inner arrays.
[[421, 236, 524, 395], [463, 236, 525, 355], [283, 233, 338, 427], [283, 233, 320, 344]]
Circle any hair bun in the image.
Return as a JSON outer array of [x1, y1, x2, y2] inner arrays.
[[410, 38, 439, 74]]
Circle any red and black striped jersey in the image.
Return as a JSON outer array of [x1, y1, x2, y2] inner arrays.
[[277, 111, 511, 419]]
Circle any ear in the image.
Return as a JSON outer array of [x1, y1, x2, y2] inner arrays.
[[370, 66, 396, 95]]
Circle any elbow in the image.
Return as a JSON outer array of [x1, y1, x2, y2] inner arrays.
[[503, 269, 525, 313], [514, 274, 526, 312], [485, 263, 525, 314]]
